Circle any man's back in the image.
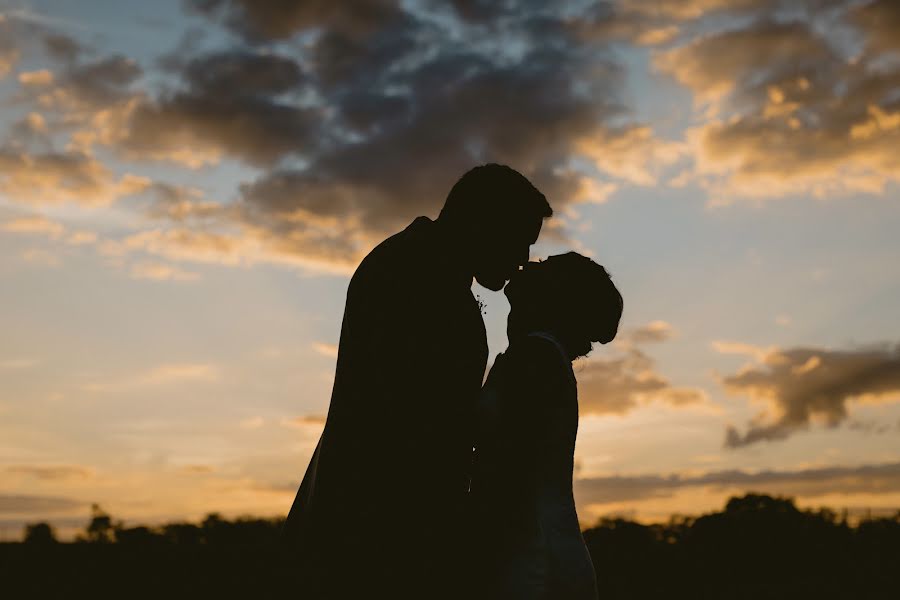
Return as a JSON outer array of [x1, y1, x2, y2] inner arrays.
[[283, 217, 488, 596]]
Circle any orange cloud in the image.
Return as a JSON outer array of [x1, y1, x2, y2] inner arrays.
[[579, 346, 707, 415], [1, 215, 65, 238], [129, 261, 200, 282], [0, 148, 150, 206], [653, 5, 900, 201]]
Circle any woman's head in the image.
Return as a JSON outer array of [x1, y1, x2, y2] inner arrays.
[[504, 252, 623, 359]]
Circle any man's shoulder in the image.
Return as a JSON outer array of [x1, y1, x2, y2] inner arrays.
[[352, 217, 437, 285]]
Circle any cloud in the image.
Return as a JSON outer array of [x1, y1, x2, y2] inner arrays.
[[129, 261, 200, 281], [239, 416, 265, 429], [136, 363, 220, 385], [626, 320, 674, 344], [711, 340, 776, 364], [5, 1, 692, 273], [21, 247, 61, 267], [150, 1, 682, 269], [83, 362, 221, 392], [185, 0, 402, 41], [574, 320, 705, 415], [6, 465, 94, 480], [716, 342, 900, 447], [18, 69, 54, 86], [281, 414, 327, 428], [117, 50, 320, 167], [0, 358, 39, 369], [311, 342, 338, 358], [652, 1, 900, 201], [37, 55, 142, 109], [0, 148, 150, 206], [575, 460, 900, 505], [0, 494, 87, 515], [42, 31, 84, 62], [1, 214, 98, 252], [0, 16, 20, 78], [578, 346, 707, 415], [100, 224, 357, 275], [1, 215, 65, 238], [852, 0, 900, 55]]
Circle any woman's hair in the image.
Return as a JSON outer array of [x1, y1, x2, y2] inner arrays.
[[504, 252, 623, 357]]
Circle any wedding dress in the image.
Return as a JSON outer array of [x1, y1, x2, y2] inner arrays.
[[471, 331, 598, 600]]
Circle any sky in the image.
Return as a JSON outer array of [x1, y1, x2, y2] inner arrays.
[[1, 0, 899, 540]]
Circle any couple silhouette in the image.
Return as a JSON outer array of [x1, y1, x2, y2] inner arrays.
[[282, 164, 623, 599]]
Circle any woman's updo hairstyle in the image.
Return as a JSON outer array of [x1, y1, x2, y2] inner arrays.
[[504, 252, 623, 357]]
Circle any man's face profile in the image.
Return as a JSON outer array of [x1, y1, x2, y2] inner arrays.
[[473, 213, 543, 291]]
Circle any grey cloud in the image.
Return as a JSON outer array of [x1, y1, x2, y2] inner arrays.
[[185, 0, 402, 41], [722, 344, 900, 447], [156, 1, 686, 270], [229, 6, 634, 262], [180, 50, 307, 97], [21, 53, 142, 110], [0, 494, 87, 515], [0, 18, 20, 77], [120, 50, 321, 167], [42, 32, 84, 62], [7, 1, 681, 271], [575, 461, 900, 505], [852, 0, 900, 55]]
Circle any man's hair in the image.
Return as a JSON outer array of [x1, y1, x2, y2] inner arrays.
[[439, 164, 552, 226]]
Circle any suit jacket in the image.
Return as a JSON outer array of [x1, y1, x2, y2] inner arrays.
[[282, 216, 488, 596]]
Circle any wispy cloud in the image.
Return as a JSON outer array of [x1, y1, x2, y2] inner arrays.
[[311, 342, 338, 358], [83, 362, 221, 392], [575, 461, 900, 505], [0, 358, 39, 369], [129, 261, 199, 282], [6, 464, 94, 480]]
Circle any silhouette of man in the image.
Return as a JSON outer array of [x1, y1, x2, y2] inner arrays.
[[282, 164, 552, 598]]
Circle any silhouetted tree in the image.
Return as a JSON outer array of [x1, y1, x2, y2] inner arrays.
[[4, 493, 899, 599], [84, 503, 115, 543], [22, 522, 57, 545]]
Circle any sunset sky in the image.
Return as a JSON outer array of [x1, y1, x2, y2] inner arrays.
[[2, 0, 900, 540]]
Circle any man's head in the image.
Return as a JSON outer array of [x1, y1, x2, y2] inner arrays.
[[438, 164, 552, 291]]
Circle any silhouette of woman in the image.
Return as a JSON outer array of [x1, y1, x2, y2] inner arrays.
[[470, 252, 622, 599]]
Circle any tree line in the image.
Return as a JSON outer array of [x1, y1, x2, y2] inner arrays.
[[3, 493, 898, 599]]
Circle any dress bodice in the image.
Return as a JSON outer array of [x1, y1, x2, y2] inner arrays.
[[471, 333, 598, 599], [473, 332, 578, 509]]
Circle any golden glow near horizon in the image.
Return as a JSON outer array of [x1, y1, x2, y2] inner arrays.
[[2, 0, 900, 540]]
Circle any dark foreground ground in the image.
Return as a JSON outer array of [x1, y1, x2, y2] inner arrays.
[[2, 493, 898, 599]]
